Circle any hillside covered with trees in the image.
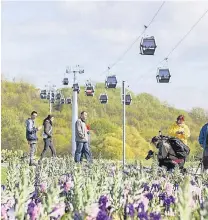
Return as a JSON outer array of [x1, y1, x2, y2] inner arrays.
[[1, 80, 207, 160]]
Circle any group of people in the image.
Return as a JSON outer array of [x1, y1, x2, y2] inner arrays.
[[25, 110, 92, 166], [151, 115, 208, 173], [26, 111, 208, 173]]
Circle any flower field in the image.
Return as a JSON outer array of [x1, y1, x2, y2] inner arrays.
[[1, 150, 208, 220]]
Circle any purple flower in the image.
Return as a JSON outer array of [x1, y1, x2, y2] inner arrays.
[[98, 195, 108, 209], [159, 193, 166, 201], [136, 202, 145, 213], [169, 196, 175, 204], [174, 183, 179, 191], [150, 212, 161, 220], [151, 184, 160, 192], [1, 185, 6, 191], [143, 183, 150, 191], [145, 192, 153, 201], [190, 180, 196, 186], [164, 197, 172, 211], [96, 210, 109, 220], [126, 203, 134, 217], [138, 211, 148, 220], [27, 201, 41, 220], [74, 212, 82, 220]]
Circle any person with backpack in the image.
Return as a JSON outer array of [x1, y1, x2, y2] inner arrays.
[[198, 122, 208, 173], [39, 115, 56, 161], [25, 111, 42, 166], [168, 115, 190, 145], [151, 136, 188, 171]]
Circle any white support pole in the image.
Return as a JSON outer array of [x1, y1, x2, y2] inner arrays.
[[122, 80, 126, 169], [72, 89, 78, 156]]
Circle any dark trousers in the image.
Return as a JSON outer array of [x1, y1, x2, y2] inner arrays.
[[40, 138, 56, 160], [74, 142, 92, 163], [203, 148, 208, 170], [159, 159, 184, 171]]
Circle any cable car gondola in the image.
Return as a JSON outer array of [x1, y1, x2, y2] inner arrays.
[[63, 78, 69, 85], [125, 94, 132, 105], [156, 68, 171, 83], [40, 90, 47, 95], [105, 75, 117, 89], [60, 98, 65, 104], [56, 93, 61, 100], [47, 94, 50, 100], [72, 83, 80, 93], [140, 36, 157, 55], [66, 97, 72, 104], [50, 98, 55, 103], [85, 85, 95, 96], [99, 94, 108, 104], [40, 94, 46, 99]]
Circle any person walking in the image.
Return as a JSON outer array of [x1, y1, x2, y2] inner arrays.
[[39, 115, 56, 161]]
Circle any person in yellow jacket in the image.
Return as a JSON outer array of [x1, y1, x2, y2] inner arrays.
[[168, 115, 190, 145]]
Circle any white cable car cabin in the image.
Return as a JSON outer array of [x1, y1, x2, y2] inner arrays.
[[56, 93, 61, 100], [40, 90, 47, 95], [60, 98, 65, 104], [85, 85, 95, 96], [63, 78, 69, 85], [50, 98, 55, 103], [66, 98, 72, 104], [99, 94, 108, 104], [47, 94, 50, 100], [72, 83, 80, 93], [156, 68, 171, 83], [105, 75, 117, 88], [125, 94, 132, 105], [40, 94, 47, 99], [140, 36, 157, 55]]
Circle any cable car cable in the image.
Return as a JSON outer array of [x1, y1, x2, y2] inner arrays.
[[99, 1, 166, 76]]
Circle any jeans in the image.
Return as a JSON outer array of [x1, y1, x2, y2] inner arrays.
[[40, 138, 56, 160], [75, 142, 92, 163]]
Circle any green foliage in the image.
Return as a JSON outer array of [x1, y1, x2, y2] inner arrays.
[[1, 80, 208, 160]]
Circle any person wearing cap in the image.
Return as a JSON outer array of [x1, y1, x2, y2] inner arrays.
[[168, 115, 190, 145]]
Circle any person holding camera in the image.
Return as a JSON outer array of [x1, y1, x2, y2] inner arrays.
[[25, 111, 42, 166], [198, 122, 208, 173], [168, 115, 190, 145], [150, 136, 185, 171]]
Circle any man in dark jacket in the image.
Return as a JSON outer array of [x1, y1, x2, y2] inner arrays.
[[25, 111, 42, 166], [75, 111, 92, 163], [39, 115, 56, 160], [198, 122, 208, 173], [151, 136, 185, 171]]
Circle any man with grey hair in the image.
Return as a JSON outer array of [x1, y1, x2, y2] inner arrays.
[[75, 111, 92, 163]]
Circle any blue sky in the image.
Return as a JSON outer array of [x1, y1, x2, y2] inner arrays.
[[1, 1, 208, 111]]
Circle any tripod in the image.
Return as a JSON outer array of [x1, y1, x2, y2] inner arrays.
[[195, 158, 203, 175]]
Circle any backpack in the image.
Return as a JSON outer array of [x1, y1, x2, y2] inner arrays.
[[167, 137, 190, 159]]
